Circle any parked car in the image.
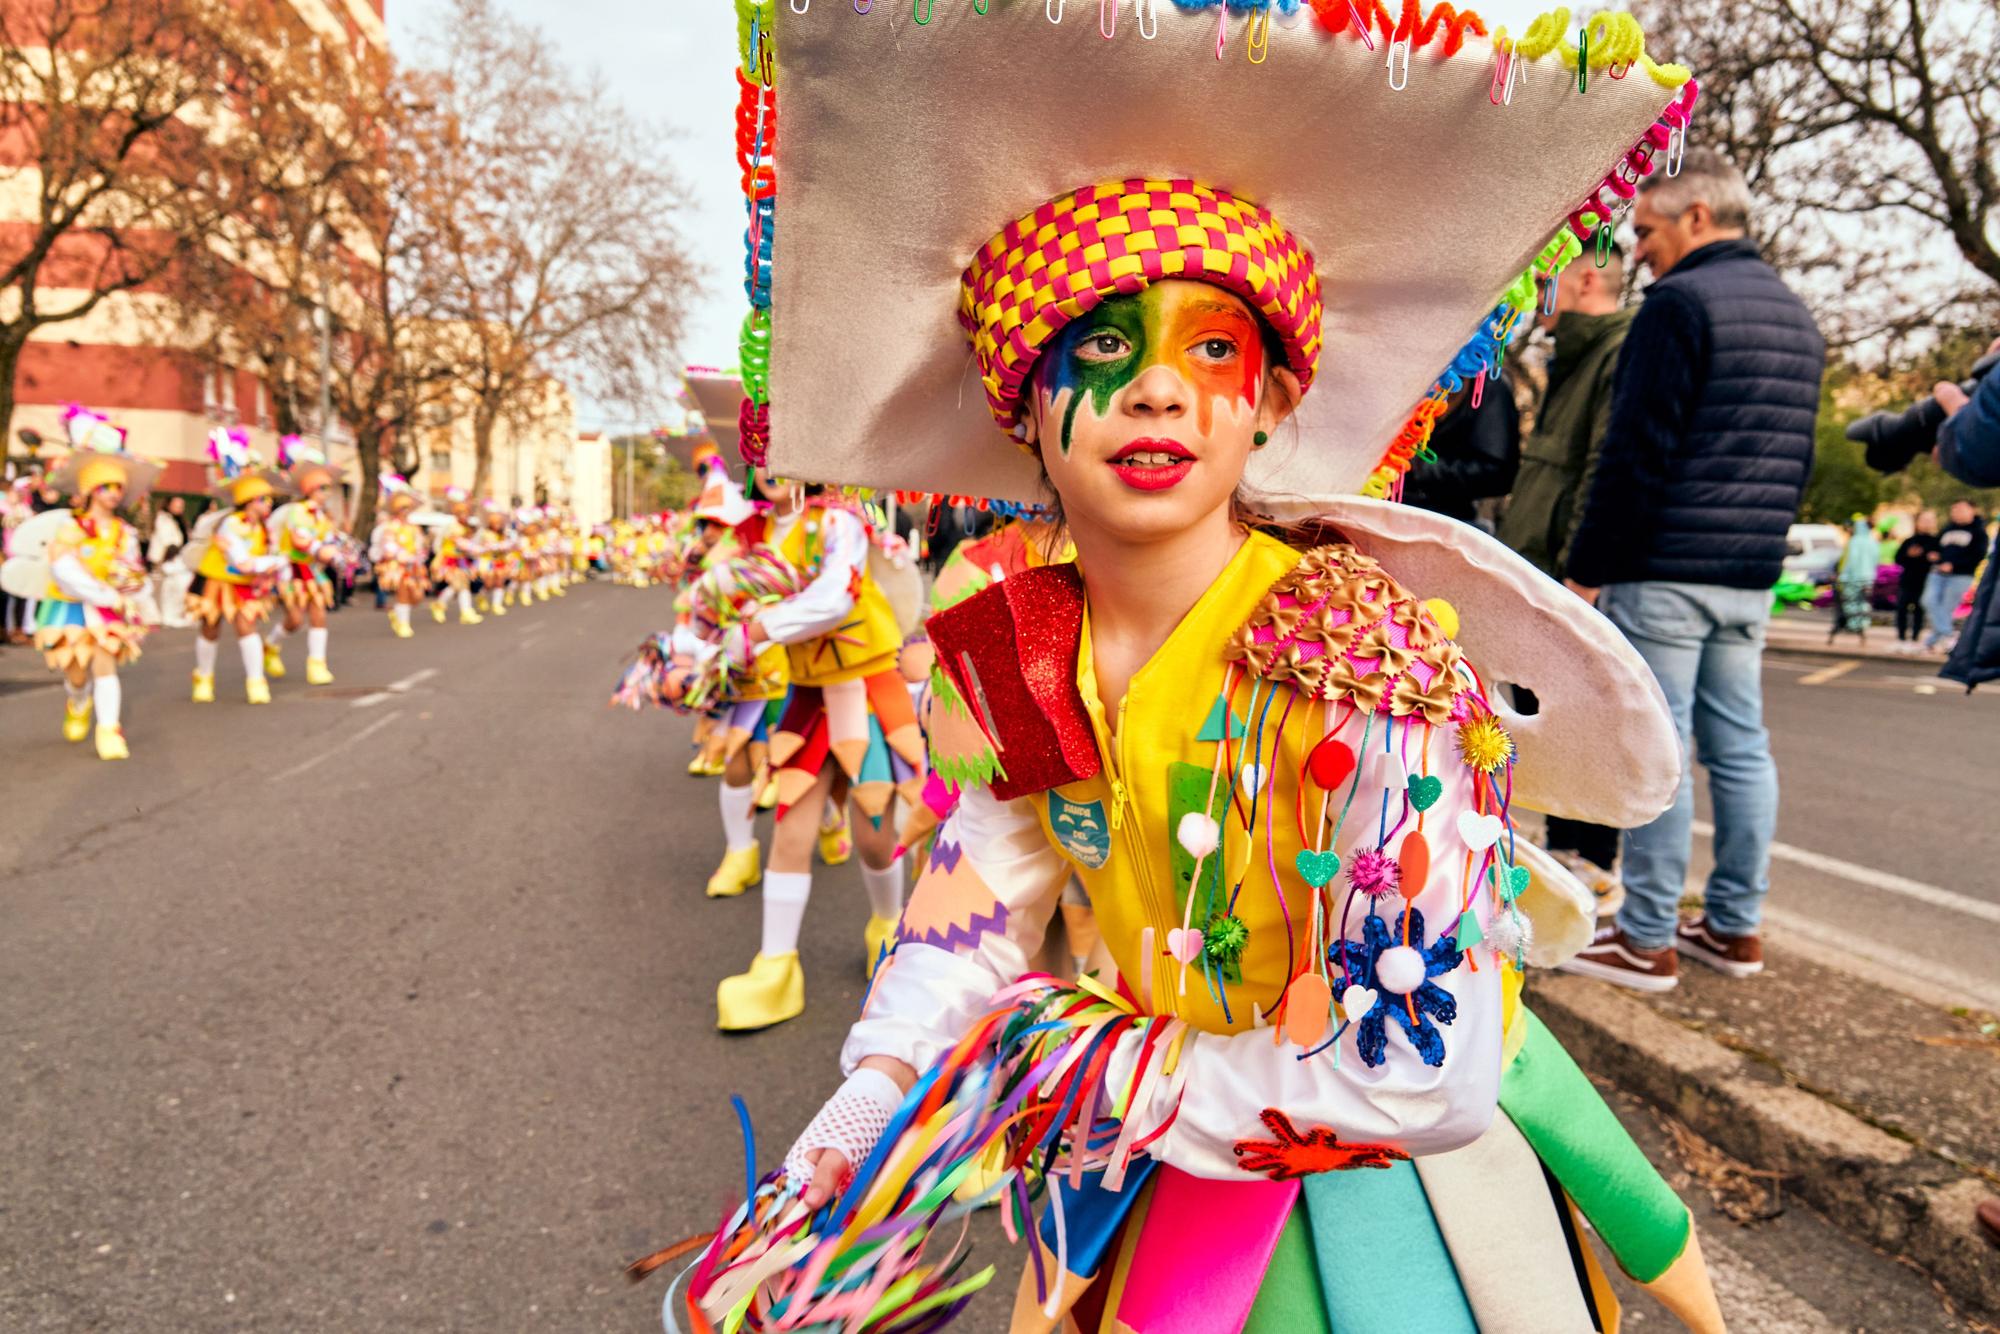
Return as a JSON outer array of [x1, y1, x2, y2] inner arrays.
[[1783, 523, 1846, 579]]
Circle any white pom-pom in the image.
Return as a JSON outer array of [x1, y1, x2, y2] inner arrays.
[[1176, 812, 1220, 858], [1375, 944, 1427, 994], [1486, 908, 1533, 961]]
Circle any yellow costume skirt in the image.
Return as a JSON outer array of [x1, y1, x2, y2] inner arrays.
[[187, 575, 272, 629]]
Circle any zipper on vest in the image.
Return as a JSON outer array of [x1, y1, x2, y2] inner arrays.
[[1108, 692, 1178, 1015]]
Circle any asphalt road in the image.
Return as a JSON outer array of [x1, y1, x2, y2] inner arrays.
[[0, 586, 1974, 1331]]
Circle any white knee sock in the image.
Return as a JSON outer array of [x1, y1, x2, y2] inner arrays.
[[307, 627, 328, 660], [459, 587, 476, 612], [238, 633, 265, 680], [392, 604, 411, 630], [265, 623, 288, 648], [194, 636, 218, 675], [860, 858, 906, 922], [719, 781, 758, 852], [761, 871, 811, 958], [93, 674, 121, 729]]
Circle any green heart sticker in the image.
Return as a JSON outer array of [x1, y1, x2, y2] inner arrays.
[[1407, 774, 1443, 812], [1294, 848, 1342, 888], [1500, 865, 1531, 902]]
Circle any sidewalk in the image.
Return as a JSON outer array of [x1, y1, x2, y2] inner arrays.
[[1529, 948, 2000, 1326], [1765, 606, 1958, 662]]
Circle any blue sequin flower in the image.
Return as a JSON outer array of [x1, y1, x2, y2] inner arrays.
[[1330, 907, 1463, 1069]]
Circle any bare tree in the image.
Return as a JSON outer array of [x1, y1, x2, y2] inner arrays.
[[0, 0, 286, 439], [1639, 0, 2000, 348], [407, 0, 700, 497]]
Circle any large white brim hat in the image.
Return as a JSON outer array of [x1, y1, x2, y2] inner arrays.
[[686, 371, 747, 462], [770, 4, 1689, 501], [46, 448, 162, 500]]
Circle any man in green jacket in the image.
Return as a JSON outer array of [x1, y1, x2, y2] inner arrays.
[[1497, 243, 1636, 899]]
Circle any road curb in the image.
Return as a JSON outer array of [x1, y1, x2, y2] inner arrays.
[[1528, 972, 2000, 1325]]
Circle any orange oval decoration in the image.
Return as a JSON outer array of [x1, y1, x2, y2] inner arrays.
[[1284, 973, 1334, 1049], [1397, 830, 1430, 893]]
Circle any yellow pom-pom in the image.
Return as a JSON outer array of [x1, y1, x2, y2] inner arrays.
[[1457, 712, 1515, 774], [1423, 597, 1460, 640]]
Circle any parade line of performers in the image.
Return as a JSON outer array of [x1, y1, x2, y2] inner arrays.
[[3, 411, 681, 761]]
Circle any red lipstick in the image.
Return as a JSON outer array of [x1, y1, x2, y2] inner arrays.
[[1107, 438, 1195, 492]]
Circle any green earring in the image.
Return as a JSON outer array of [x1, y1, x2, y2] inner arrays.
[[1253, 430, 1269, 448]]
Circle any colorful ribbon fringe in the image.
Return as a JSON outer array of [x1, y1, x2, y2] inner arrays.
[[665, 977, 1187, 1333]]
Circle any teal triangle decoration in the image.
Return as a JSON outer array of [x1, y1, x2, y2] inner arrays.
[[1197, 696, 1247, 741], [1456, 908, 1484, 948]]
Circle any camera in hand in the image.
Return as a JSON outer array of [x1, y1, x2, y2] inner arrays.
[[1848, 350, 1999, 473]]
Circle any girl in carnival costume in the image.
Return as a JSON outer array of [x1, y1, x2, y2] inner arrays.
[[5, 407, 157, 759], [431, 486, 484, 625], [477, 499, 515, 615], [370, 476, 429, 638], [712, 468, 926, 1031], [190, 429, 287, 705], [264, 439, 349, 685], [661, 4, 1725, 1331]]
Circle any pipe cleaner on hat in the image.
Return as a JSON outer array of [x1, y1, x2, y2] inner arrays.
[[959, 178, 1321, 432]]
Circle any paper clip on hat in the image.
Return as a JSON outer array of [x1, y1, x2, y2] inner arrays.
[[209, 428, 285, 506], [48, 405, 159, 498]]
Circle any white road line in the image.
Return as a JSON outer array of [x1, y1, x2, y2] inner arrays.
[[351, 667, 438, 709], [1761, 907, 2000, 1014], [1797, 659, 1859, 686], [270, 711, 402, 782], [1692, 818, 2000, 926]]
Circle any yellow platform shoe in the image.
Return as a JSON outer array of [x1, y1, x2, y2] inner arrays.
[[706, 845, 762, 899], [755, 778, 779, 811], [459, 606, 484, 625], [489, 596, 507, 616], [390, 615, 414, 639], [863, 914, 895, 980], [263, 645, 286, 679], [685, 752, 708, 777], [716, 953, 804, 1031], [818, 816, 853, 868], [245, 676, 272, 705], [430, 600, 447, 624], [62, 697, 92, 742], [191, 671, 215, 704], [94, 725, 129, 761], [305, 657, 334, 685]]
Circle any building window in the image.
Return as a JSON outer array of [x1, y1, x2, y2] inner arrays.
[[428, 450, 452, 474]]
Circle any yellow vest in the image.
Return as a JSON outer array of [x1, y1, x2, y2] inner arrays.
[[1023, 531, 1523, 1041], [197, 513, 270, 584], [276, 502, 333, 563], [44, 515, 129, 600], [776, 504, 900, 687]]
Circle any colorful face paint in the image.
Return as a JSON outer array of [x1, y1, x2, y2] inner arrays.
[[1036, 283, 1268, 456]]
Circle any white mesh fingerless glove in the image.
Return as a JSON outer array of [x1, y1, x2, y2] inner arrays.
[[781, 1067, 905, 1189]]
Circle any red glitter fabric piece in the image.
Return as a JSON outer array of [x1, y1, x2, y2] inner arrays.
[[926, 564, 1099, 801]]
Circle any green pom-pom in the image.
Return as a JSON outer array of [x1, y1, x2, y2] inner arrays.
[[1202, 911, 1250, 967]]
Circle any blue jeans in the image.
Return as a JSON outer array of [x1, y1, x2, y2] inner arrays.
[[1922, 573, 1973, 647], [1597, 582, 1779, 949]]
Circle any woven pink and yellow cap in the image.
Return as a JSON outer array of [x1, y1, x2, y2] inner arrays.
[[957, 178, 1323, 431]]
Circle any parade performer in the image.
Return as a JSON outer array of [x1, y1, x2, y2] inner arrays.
[[6, 407, 156, 759], [370, 476, 428, 638], [712, 470, 924, 1031], [190, 430, 287, 704], [476, 500, 515, 614], [430, 487, 483, 625], [658, 5, 1723, 1331], [263, 440, 348, 685]]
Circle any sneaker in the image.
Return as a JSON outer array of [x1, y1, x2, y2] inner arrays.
[[263, 645, 286, 678], [1557, 924, 1679, 993], [1550, 849, 1625, 918], [1675, 915, 1764, 979]]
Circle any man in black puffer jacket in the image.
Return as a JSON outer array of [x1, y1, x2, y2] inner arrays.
[[1557, 150, 1825, 995]]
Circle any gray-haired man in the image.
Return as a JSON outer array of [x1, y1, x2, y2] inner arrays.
[[1557, 150, 1825, 992]]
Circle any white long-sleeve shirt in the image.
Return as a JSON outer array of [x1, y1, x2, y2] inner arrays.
[[756, 508, 869, 647]]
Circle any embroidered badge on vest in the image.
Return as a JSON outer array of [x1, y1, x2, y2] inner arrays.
[[1048, 791, 1110, 869]]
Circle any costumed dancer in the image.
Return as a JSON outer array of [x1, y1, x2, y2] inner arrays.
[[659, 6, 1724, 1331], [264, 439, 348, 685], [430, 486, 484, 625], [2, 407, 156, 759], [189, 429, 287, 705], [370, 476, 428, 638], [476, 500, 515, 614], [712, 471, 924, 1031]]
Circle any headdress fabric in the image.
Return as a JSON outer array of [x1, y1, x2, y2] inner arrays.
[[766, 3, 1691, 503], [960, 178, 1320, 431]]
